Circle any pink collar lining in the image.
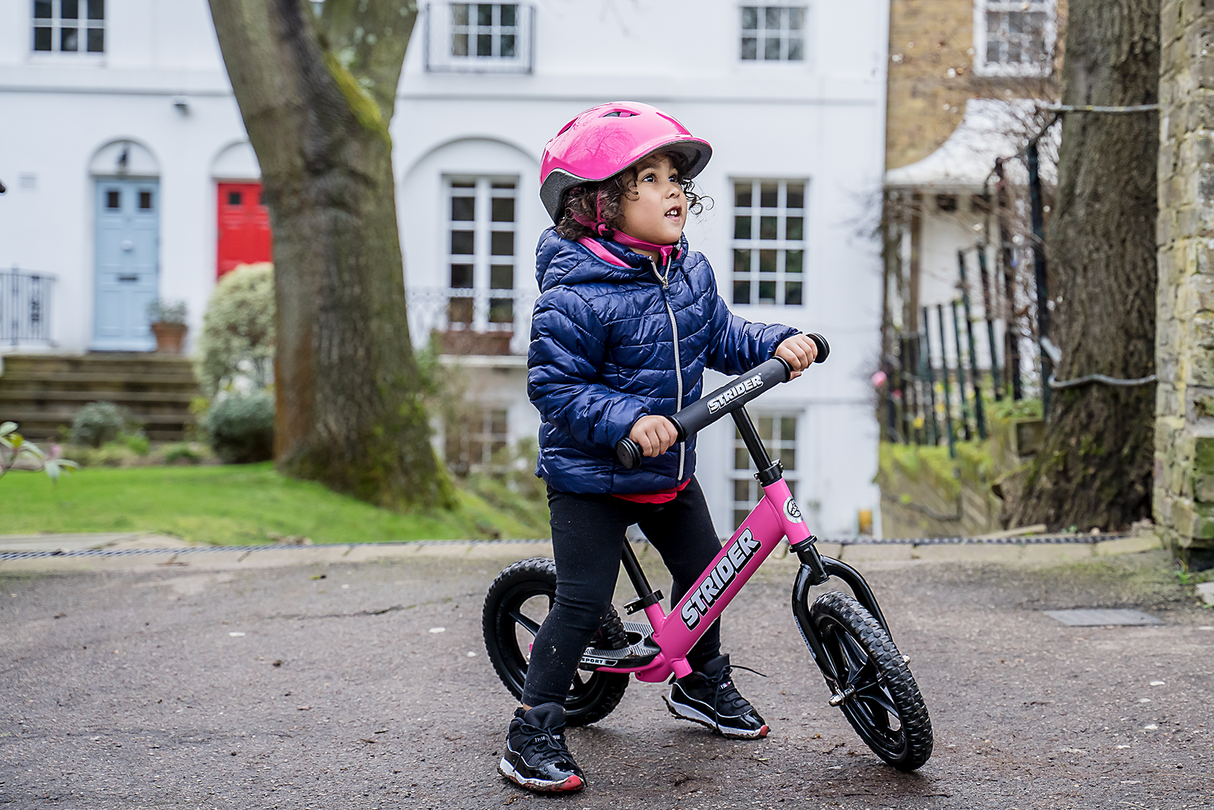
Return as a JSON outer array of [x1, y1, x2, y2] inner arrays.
[[577, 236, 679, 271], [577, 237, 630, 267], [613, 231, 677, 266], [570, 209, 679, 267]]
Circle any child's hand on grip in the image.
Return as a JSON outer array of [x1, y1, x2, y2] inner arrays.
[[629, 415, 680, 457], [775, 334, 819, 379]]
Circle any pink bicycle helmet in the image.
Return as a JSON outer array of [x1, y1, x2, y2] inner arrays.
[[539, 101, 712, 223]]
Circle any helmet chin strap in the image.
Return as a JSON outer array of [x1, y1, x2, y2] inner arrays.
[[613, 231, 677, 267], [570, 206, 678, 267]]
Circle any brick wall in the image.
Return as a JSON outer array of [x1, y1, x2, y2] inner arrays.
[[886, 0, 1066, 170], [1154, 0, 1214, 569]]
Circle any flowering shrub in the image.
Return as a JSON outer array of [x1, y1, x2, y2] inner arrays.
[[196, 263, 275, 397]]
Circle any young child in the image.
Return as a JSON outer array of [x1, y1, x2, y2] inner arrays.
[[499, 101, 819, 793]]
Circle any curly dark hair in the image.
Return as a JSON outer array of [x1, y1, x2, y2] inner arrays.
[[554, 151, 708, 242]]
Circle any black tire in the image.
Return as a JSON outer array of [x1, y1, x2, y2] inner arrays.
[[809, 590, 933, 771], [482, 557, 630, 727]]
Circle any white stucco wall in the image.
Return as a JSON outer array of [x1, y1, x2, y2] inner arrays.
[[0, 0, 889, 538]]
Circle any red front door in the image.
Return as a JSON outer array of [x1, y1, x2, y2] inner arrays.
[[217, 182, 272, 278]]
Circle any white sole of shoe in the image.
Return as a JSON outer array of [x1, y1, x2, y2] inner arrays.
[[663, 695, 769, 740], [498, 757, 584, 792]]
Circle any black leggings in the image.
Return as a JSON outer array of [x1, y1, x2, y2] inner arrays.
[[520, 476, 725, 709]]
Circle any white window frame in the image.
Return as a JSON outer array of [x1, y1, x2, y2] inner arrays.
[[730, 178, 808, 307], [445, 406, 510, 476], [730, 411, 800, 529], [425, 2, 534, 73], [31, 0, 105, 55], [443, 175, 519, 333], [739, 3, 807, 63], [973, 0, 1056, 77]]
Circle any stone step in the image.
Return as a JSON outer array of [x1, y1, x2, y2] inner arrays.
[[0, 389, 197, 404], [2, 402, 194, 422], [1, 353, 195, 376], [0, 369, 194, 386], [3, 408, 194, 425], [0, 353, 202, 441], [0, 371, 199, 391]]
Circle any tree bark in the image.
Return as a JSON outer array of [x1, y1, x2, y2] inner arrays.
[[1011, 0, 1159, 531], [208, 0, 456, 510]]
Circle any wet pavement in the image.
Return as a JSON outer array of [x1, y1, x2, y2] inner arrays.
[[1, 534, 1211, 809]]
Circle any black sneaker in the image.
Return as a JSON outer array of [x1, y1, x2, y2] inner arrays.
[[664, 654, 769, 739], [498, 703, 585, 792]]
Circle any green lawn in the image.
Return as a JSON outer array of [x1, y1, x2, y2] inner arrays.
[[0, 463, 547, 545]]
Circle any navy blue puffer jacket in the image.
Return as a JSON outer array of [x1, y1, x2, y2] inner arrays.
[[528, 228, 799, 494]]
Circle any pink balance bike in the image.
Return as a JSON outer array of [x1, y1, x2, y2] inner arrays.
[[483, 336, 933, 771]]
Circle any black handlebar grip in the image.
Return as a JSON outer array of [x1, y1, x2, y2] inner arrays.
[[616, 413, 683, 470], [673, 357, 791, 439], [613, 337, 828, 470], [616, 437, 643, 469], [808, 333, 829, 363]]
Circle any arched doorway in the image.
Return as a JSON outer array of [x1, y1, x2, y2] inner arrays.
[[211, 141, 271, 278], [89, 139, 160, 351]]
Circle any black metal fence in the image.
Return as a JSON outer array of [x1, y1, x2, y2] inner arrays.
[[882, 236, 1045, 454], [0, 268, 55, 347], [881, 115, 1062, 454]]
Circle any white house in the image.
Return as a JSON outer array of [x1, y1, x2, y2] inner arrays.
[[0, 0, 889, 539]]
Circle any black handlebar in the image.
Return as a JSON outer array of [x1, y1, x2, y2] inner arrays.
[[615, 333, 829, 469]]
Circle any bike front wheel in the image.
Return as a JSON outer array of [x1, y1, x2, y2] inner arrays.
[[482, 557, 630, 727], [809, 590, 933, 771]]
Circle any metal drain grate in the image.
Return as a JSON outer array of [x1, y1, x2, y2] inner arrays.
[[1044, 609, 1164, 626]]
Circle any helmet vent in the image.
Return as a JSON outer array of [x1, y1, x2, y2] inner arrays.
[[539, 101, 712, 223]]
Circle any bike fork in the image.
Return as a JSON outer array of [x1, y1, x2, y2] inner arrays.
[[789, 538, 898, 675]]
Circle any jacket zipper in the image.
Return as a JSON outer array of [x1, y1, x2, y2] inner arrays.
[[651, 258, 685, 480]]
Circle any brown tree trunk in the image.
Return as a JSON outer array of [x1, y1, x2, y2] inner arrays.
[[1011, 0, 1159, 531], [208, 0, 456, 511]]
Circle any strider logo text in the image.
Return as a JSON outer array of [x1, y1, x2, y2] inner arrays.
[[680, 529, 763, 629], [706, 374, 764, 414]]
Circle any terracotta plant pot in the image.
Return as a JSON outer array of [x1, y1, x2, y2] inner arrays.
[[150, 321, 188, 354]]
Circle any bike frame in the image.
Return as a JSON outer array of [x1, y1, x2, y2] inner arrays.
[[595, 404, 891, 686]]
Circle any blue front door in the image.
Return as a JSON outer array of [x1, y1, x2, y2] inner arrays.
[[93, 178, 159, 350]]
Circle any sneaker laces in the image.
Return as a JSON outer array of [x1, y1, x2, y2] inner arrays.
[[514, 720, 577, 769], [705, 663, 766, 717]]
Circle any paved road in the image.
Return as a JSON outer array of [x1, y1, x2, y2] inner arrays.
[[1, 541, 1211, 809]]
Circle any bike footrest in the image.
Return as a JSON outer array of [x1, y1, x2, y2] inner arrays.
[[578, 621, 660, 670]]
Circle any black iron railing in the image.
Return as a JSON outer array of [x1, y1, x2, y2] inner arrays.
[[880, 114, 1062, 453], [405, 287, 536, 356], [0, 268, 55, 347], [881, 241, 1047, 455]]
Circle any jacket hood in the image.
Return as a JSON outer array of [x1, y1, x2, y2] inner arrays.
[[534, 228, 688, 293]]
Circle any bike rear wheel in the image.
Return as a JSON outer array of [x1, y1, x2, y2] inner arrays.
[[482, 557, 629, 727], [809, 590, 933, 771]]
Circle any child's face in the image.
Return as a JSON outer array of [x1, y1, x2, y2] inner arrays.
[[618, 155, 687, 249]]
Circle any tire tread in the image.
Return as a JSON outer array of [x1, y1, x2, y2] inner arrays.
[[482, 557, 628, 727], [811, 590, 933, 771]]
